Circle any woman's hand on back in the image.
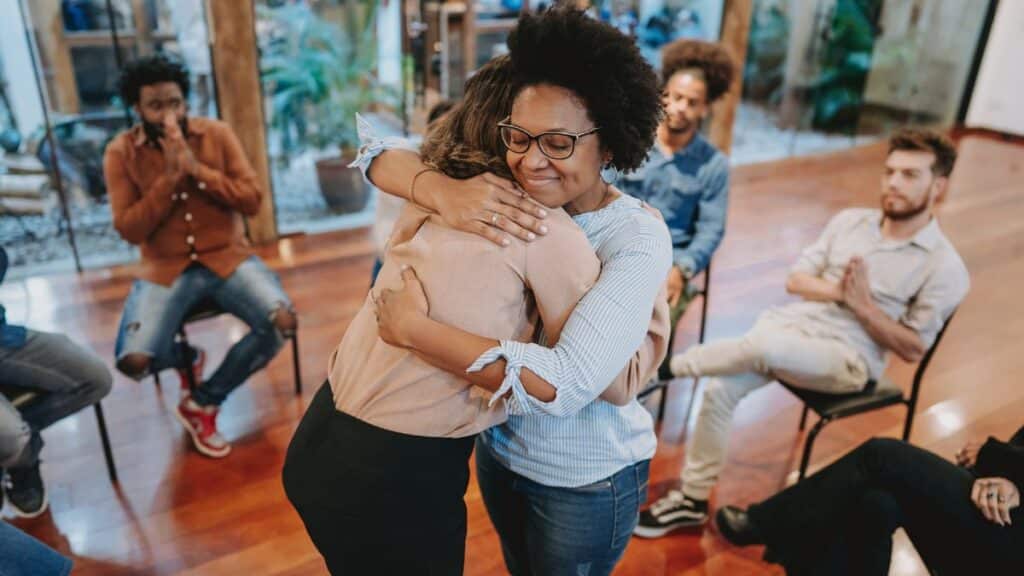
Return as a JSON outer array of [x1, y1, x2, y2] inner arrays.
[[425, 172, 550, 247], [374, 266, 430, 349]]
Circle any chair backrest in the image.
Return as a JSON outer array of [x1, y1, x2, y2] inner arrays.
[[909, 310, 957, 396]]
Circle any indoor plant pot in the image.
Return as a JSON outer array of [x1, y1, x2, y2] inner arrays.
[[314, 154, 368, 213]]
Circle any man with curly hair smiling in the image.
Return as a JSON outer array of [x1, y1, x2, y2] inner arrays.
[[620, 38, 733, 357]]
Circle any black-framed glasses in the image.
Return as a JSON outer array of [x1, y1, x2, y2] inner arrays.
[[497, 116, 600, 160]]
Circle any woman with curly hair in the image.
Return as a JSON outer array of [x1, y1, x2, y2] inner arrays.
[[283, 49, 668, 575], [368, 8, 671, 574]]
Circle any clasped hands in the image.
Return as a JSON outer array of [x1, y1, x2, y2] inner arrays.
[[160, 112, 198, 181]]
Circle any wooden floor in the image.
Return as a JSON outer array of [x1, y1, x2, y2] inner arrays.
[[5, 132, 1023, 575]]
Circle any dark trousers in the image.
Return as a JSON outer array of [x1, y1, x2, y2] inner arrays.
[[282, 382, 475, 575], [749, 438, 1023, 575]]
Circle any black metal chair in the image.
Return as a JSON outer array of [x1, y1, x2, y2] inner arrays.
[[153, 297, 302, 397], [0, 384, 117, 484], [637, 261, 712, 423], [783, 311, 957, 481]]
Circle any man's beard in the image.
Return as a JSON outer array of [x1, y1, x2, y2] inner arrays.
[[882, 193, 930, 221], [142, 116, 189, 146], [664, 116, 693, 135]]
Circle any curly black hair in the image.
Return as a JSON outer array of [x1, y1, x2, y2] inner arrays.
[[506, 8, 661, 173], [118, 54, 191, 107], [661, 40, 735, 104]]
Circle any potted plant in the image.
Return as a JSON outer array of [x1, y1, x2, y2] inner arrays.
[[259, 1, 397, 213]]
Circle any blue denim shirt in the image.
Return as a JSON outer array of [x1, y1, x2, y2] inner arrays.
[[0, 247, 26, 349], [618, 132, 729, 276]]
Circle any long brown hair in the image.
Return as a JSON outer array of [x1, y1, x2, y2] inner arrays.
[[420, 55, 518, 181]]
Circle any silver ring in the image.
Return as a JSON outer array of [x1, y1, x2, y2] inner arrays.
[[987, 491, 998, 499], [998, 495, 1008, 503], [491, 213, 499, 226]]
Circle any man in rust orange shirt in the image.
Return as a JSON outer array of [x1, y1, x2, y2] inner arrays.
[[104, 55, 296, 458]]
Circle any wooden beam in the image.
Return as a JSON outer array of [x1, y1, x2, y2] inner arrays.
[[208, 0, 277, 244], [709, 0, 753, 155], [26, 0, 80, 114]]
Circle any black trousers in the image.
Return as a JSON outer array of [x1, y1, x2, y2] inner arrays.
[[283, 382, 476, 575], [749, 438, 1023, 576]]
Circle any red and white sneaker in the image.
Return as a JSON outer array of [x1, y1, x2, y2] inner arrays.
[[175, 397, 231, 458], [176, 347, 206, 396]]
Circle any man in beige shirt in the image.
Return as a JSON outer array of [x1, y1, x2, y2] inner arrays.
[[636, 127, 971, 537]]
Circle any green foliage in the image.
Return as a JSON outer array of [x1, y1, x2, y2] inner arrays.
[[258, 1, 397, 156], [807, 0, 880, 132], [743, 0, 790, 104]]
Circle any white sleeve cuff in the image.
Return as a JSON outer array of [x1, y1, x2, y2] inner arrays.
[[466, 341, 535, 416], [348, 113, 420, 178]]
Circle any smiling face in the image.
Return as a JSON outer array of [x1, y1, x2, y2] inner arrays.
[[504, 84, 607, 212], [881, 149, 946, 221]]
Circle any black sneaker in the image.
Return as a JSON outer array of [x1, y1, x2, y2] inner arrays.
[[716, 506, 763, 546], [633, 489, 707, 538], [4, 463, 48, 518]]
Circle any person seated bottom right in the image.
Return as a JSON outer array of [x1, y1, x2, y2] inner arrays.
[[714, 428, 1024, 575], [634, 127, 970, 537]]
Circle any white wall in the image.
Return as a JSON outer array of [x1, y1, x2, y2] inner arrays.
[[0, 0, 45, 136], [966, 0, 1024, 136]]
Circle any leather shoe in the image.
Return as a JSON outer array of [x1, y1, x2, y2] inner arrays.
[[716, 506, 763, 546]]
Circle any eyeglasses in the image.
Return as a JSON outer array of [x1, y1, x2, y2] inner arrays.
[[497, 117, 600, 160]]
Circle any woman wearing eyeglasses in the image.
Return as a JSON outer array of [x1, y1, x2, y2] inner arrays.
[[367, 9, 670, 575], [282, 24, 669, 575]]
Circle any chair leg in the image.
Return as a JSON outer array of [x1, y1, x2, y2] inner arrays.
[[798, 417, 829, 482], [291, 333, 302, 396], [798, 405, 809, 431], [902, 401, 915, 442], [697, 293, 710, 345], [177, 331, 197, 394], [656, 380, 669, 423], [679, 377, 702, 442], [94, 403, 118, 484]]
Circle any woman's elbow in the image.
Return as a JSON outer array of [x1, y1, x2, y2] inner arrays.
[[531, 387, 557, 403]]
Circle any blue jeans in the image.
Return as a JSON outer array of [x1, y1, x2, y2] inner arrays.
[[0, 521, 71, 575], [115, 256, 291, 407], [475, 438, 649, 576], [0, 330, 112, 468]]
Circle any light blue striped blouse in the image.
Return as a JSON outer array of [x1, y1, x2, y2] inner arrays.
[[352, 118, 673, 487], [474, 195, 671, 487]]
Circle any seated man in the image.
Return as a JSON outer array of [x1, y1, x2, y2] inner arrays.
[[104, 55, 296, 459], [0, 247, 112, 518], [634, 127, 970, 537], [618, 39, 732, 368]]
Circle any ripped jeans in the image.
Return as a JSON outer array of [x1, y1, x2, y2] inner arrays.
[[114, 256, 292, 407]]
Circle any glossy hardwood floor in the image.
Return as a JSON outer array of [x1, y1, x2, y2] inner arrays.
[[5, 132, 1023, 575]]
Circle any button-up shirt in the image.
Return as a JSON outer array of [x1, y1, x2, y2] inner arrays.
[[618, 132, 729, 276], [103, 117, 262, 286], [770, 208, 970, 380]]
